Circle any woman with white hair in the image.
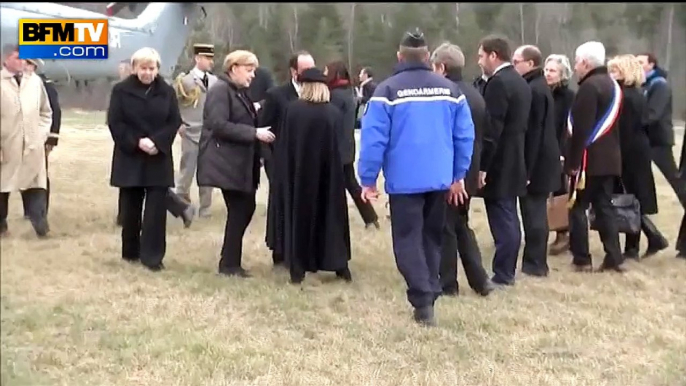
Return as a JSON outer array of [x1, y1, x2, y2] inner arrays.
[[107, 47, 182, 272], [543, 54, 575, 255], [607, 54, 667, 258], [196, 50, 275, 278]]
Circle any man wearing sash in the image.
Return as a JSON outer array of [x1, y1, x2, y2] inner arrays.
[[174, 43, 217, 217], [566, 41, 625, 273]]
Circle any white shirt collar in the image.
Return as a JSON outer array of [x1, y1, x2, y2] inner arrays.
[[493, 62, 512, 76], [192, 67, 206, 79], [292, 78, 301, 96]]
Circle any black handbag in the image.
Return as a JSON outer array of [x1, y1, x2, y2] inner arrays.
[[589, 186, 641, 234]]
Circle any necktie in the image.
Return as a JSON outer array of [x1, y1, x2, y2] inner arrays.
[[202, 73, 208, 88], [14, 73, 22, 86]]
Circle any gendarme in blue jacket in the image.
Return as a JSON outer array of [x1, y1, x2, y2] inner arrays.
[[357, 61, 475, 194]]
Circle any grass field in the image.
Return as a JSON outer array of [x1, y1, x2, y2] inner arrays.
[[1, 110, 685, 386]]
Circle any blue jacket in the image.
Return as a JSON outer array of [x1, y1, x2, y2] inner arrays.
[[357, 62, 475, 194]]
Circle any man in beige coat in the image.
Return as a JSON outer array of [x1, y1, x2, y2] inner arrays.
[[1, 44, 52, 237]]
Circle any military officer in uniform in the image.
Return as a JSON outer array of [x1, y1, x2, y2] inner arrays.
[[173, 43, 217, 217]]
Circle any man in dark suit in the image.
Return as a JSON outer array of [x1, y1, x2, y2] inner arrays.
[[566, 41, 624, 273], [260, 51, 315, 182], [430, 42, 495, 297], [354, 67, 377, 129], [262, 51, 315, 267], [512, 45, 562, 277], [476, 35, 532, 287], [357, 67, 377, 104], [248, 66, 275, 115]]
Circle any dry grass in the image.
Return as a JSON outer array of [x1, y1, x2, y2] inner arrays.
[[2, 110, 685, 386]]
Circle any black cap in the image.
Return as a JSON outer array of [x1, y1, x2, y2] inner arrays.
[[298, 68, 326, 84], [400, 29, 427, 48], [193, 43, 214, 57]]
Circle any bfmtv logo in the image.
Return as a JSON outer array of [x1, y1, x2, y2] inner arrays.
[[19, 19, 109, 60]]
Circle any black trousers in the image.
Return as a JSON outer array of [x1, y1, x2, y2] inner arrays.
[[117, 188, 188, 225], [677, 214, 686, 254], [389, 191, 446, 309], [119, 187, 168, 267], [1, 189, 48, 234], [569, 176, 622, 268], [484, 197, 521, 285], [439, 198, 489, 292], [519, 193, 550, 276], [651, 146, 686, 206], [343, 163, 378, 225], [22, 153, 50, 216], [218, 189, 256, 271]]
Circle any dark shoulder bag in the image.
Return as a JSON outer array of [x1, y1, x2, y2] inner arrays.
[[589, 180, 641, 234]]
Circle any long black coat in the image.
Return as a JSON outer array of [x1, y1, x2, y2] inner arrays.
[[479, 65, 532, 199], [329, 85, 357, 165], [551, 84, 575, 195], [107, 75, 181, 188], [522, 68, 561, 195], [565, 66, 622, 177], [552, 84, 575, 157], [197, 74, 260, 193], [447, 70, 485, 196], [278, 100, 351, 272], [617, 84, 658, 214]]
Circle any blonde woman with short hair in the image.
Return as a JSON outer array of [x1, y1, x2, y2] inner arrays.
[[107, 47, 182, 272], [274, 67, 353, 284], [196, 49, 274, 278], [607, 54, 667, 257]]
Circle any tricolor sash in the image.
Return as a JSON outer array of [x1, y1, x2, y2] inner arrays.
[[566, 78, 623, 207]]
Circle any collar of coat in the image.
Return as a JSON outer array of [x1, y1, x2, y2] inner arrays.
[[522, 67, 544, 82], [1, 67, 18, 79], [393, 61, 431, 75], [578, 66, 608, 85], [120, 74, 169, 98], [445, 69, 463, 82]]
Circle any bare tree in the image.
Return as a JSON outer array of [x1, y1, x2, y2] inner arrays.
[[519, 3, 525, 44], [665, 3, 675, 70], [348, 3, 356, 72], [289, 5, 299, 51], [534, 4, 542, 45]]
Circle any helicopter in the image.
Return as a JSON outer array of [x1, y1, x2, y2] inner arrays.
[[0, 2, 204, 85]]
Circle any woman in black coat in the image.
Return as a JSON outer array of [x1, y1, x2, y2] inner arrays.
[[324, 60, 379, 229], [543, 54, 575, 255], [608, 55, 668, 258], [197, 50, 275, 278], [275, 68, 353, 284], [107, 47, 181, 271]]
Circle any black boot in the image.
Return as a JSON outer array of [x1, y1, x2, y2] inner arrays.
[[335, 267, 353, 282], [641, 216, 668, 257]]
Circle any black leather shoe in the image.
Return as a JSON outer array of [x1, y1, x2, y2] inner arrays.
[[219, 267, 252, 278], [413, 306, 436, 327]]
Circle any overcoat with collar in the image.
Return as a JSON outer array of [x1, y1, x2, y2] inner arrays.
[[1, 68, 52, 192], [107, 74, 181, 188]]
